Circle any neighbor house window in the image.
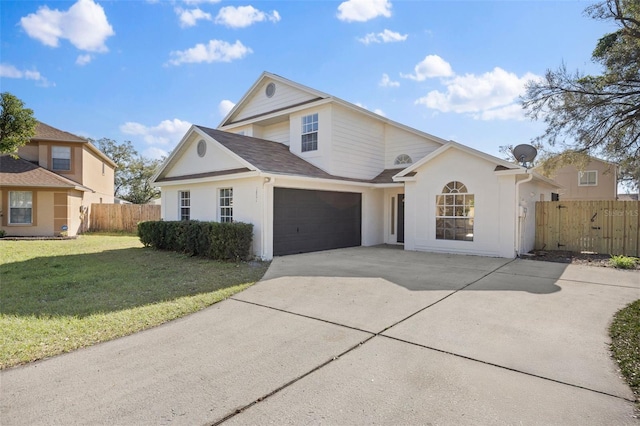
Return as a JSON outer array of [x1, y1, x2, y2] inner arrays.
[[52, 146, 71, 171], [301, 113, 318, 152], [219, 188, 233, 223], [179, 191, 190, 221], [9, 191, 33, 224], [436, 181, 474, 241], [579, 170, 597, 186]]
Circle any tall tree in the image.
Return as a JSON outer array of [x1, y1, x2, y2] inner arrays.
[[93, 138, 162, 204], [0, 92, 38, 155], [522, 0, 640, 190]]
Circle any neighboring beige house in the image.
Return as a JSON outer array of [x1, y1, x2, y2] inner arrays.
[[153, 72, 559, 260], [0, 122, 116, 237], [543, 157, 618, 201]]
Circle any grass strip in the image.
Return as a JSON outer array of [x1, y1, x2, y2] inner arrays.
[[610, 299, 640, 404]]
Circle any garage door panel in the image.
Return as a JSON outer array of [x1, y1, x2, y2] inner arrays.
[[274, 188, 362, 256]]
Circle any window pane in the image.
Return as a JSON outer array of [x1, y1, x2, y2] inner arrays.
[[9, 191, 33, 224], [435, 183, 473, 241], [52, 147, 71, 170]]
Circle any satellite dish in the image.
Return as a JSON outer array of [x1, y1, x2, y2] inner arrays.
[[512, 144, 537, 167]]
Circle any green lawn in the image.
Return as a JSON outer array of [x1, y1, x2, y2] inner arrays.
[[0, 235, 269, 369], [610, 299, 640, 405]]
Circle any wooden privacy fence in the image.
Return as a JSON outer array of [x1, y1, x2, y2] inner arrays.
[[90, 204, 161, 234], [535, 200, 640, 257]]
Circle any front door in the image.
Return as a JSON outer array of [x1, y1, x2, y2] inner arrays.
[[397, 194, 405, 243]]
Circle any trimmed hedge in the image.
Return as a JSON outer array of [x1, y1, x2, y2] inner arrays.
[[138, 221, 254, 261]]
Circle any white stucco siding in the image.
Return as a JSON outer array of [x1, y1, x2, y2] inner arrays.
[[233, 80, 318, 122], [330, 105, 385, 180], [385, 126, 442, 169], [261, 121, 290, 145], [405, 148, 517, 258], [165, 134, 246, 178]]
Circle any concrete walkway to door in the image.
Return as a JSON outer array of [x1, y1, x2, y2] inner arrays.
[[2, 246, 638, 425]]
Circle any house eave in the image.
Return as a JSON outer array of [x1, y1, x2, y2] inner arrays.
[[153, 170, 260, 187]]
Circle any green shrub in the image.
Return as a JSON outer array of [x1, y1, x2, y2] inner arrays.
[[610, 255, 639, 269], [138, 220, 254, 261]]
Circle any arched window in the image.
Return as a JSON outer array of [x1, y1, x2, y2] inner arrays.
[[436, 181, 474, 241], [394, 154, 412, 166]]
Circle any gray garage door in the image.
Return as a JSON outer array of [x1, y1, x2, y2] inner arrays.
[[273, 188, 362, 256]]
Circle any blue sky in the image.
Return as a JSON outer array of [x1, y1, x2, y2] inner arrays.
[[1, 0, 613, 160]]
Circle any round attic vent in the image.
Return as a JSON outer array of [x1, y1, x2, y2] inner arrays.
[[197, 139, 206, 157], [265, 82, 276, 98]]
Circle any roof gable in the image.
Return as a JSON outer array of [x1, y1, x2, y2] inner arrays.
[[395, 141, 522, 179], [220, 72, 328, 127]]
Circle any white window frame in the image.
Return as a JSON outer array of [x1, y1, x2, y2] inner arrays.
[[219, 188, 233, 223], [52, 146, 71, 171], [301, 113, 318, 153], [435, 181, 474, 242], [578, 170, 597, 186], [9, 191, 33, 225], [179, 190, 190, 221]]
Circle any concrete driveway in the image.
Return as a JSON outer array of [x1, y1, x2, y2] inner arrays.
[[2, 246, 638, 425]]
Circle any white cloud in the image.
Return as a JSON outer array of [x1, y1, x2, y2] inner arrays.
[[0, 63, 53, 86], [120, 119, 192, 148], [167, 39, 252, 66], [358, 29, 407, 45], [337, 0, 392, 22], [142, 147, 169, 161], [218, 99, 235, 117], [401, 55, 453, 81], [415, 67, 540, 120], [175, 7, 212, 27], [215, 5, 280, 28], [20, 0, 114, 52], [474, 104, 526, 121], [379, 73, 399, 87], [75, 54, 92, 66]]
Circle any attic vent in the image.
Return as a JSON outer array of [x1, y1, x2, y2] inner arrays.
[[265, 82, 276, 98], [197, 139, 206, 157], [394, 154, 412, 165]]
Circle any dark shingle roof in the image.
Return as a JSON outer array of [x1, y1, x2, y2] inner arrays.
[[161, 127, 405, 185], [198, 126, 339, 179], [0, 155, 90, 190], [34, 122, 87, 143]]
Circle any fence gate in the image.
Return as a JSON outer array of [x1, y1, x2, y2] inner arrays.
[[535, 201, 639, 257]]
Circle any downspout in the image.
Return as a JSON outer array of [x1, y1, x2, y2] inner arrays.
[[515, 170, 533, 257], [262, 176, 275, 260]]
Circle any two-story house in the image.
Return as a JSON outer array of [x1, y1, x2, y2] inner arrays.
[[153, 72, 559, 259], [542, 157, 618, 201], [0, 122, 116, 237]]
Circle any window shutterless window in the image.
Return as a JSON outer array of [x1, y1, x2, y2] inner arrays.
[[578, 170, 597, 186], [9, 191, 33, 224], [301, 113, 318, 152], [179, 191, 190, 221], [435, 181, 474, 241], [219, 188, 233, 223], [52, 146, 71, 171]]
